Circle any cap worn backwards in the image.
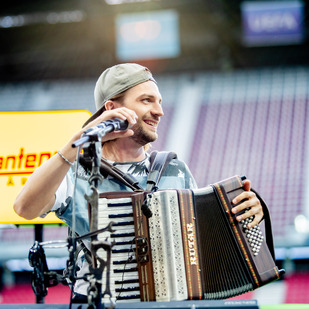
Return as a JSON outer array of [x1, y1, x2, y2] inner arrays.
[[83, 63, 156, 127]]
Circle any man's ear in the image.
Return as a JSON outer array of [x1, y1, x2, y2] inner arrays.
[[104, 100, 115, 111], [105, 100, 122, 111]]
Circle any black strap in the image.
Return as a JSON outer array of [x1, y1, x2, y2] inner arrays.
[[100, 157, 143, 191], [79, 154, 143, 191], [99, 150, 177, 192], [146, 151, 177, 192], [79, 151, 177, 192]]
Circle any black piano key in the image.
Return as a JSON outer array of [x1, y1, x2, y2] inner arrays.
[[115, 279, 139, 285], [114, 240, 135, 246], [111, 232, 135, 238], [107, 202, 132, 207], [112, 221, 134, 227], [113, 259, 137, 265], [116, 294, 140, 300], [112, 248, 135, 254], [115, 286, 140, 293], [109, 213, 133, 218], [114, 267, 138, 273]]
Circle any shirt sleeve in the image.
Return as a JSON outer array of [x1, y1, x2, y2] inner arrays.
[[183, 162, 198, 189], [163, 158, 198, 190]]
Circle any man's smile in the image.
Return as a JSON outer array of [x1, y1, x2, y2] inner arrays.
[[144, 119, 159, 130]]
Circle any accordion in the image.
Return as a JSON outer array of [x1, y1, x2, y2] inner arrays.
[[95, 175, 283, 302]]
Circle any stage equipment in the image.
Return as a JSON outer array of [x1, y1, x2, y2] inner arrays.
[[28, 240, 69, 299]]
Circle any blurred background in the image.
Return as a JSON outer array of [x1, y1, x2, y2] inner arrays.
[[0, 0, 309, 305]]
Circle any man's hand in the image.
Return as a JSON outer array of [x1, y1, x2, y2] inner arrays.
[[81, 107, 138, 143], [231, 179, 263, 228]]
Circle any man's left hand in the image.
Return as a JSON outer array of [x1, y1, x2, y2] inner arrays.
[[231, 179, 263, 228]]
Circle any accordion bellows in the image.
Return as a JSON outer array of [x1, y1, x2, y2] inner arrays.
[[96, 175, 282, 302]]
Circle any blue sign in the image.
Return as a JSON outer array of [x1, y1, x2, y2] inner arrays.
[[241, 1, 304, 46], [116, 10, 180, 61]]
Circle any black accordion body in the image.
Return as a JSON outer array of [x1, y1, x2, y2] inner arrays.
[[95, 175, 283, 302]]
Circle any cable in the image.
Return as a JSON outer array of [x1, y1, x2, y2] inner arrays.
[[69, 145, 82, 309]]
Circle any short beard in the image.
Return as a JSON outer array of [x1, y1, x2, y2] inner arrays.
[[130, 124, 158, 146]]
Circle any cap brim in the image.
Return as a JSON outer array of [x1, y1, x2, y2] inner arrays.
[[82, 106, 105, 128]]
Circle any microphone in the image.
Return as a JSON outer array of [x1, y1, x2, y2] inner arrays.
[[72, 118, 131, 147], [84, 117, 130, 136]]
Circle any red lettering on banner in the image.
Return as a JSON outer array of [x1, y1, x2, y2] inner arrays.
[[5, 156, 16, 169], [25, 154, 37, 168], [0, 148, 56, 176], [18, 148, 24, 169], [38, 152, 51, 166]]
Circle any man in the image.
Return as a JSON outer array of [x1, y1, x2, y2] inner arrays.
[[14, 63, 263, 301]]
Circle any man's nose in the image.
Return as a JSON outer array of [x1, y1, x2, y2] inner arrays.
[[151, 102, 164, 117]]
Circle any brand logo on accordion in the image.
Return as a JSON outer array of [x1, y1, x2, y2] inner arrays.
[[187, 222, 198, 265]]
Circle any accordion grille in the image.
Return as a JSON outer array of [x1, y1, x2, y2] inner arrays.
[[194, 190, 254, 299], [148, 190, 188, 301]]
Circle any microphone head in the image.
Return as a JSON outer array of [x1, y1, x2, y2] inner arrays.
[[114, 118, 132, 130]]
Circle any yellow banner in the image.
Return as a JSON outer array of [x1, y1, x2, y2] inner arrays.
[[0, 110, 91, 225]]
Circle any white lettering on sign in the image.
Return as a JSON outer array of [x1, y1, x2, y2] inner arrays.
[[249, 12, 298, 33]]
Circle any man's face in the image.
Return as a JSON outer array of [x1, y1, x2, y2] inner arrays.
[[122, 80, 164, 146]]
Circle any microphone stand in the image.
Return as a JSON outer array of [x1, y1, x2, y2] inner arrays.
[[70, 120, 129, 308], [82, 138, 104, 309], [74, 133, 114, 309], [28, 128, 117, 309]]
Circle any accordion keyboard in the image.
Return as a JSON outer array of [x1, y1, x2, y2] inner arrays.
[[97, 197, 141, 302]]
